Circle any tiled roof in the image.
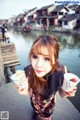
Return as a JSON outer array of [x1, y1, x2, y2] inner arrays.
[[75, 5, 80, 11], [69, 5, 78, 10], [51, 5, 68, 12], [37, 4, 54, 11], [28, 7, 37, 12], [60, 14, 77, 21]]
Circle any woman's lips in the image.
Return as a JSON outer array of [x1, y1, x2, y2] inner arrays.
[[36, 69, 42, 73]]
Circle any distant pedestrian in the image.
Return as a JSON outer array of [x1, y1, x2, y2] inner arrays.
[[1, 24, 6, 42], [1, 24, 10, 43], [4, 27, 10, 43]]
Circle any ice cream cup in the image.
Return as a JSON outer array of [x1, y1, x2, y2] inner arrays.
[[11, 70, 28, 90], [62, 73, 80, 92]]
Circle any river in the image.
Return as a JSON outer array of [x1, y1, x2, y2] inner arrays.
[[8, 29, 80, 112]]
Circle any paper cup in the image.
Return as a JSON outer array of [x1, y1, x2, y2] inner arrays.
[[11, 70, 28, 89], [62, 73, 80, 92]]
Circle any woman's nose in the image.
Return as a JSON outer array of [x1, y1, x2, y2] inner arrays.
[[36, 58, 43, 67]]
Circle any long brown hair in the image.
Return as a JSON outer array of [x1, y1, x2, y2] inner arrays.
[[28, 35, 59, 93]]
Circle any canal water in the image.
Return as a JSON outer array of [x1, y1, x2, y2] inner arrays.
[[8, 29, 80, 112]]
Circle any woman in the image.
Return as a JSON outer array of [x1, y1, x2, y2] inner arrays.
[[16, 35, 77, 120]]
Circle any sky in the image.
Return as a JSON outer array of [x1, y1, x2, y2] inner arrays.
[[0, 0, 54, 19], [0, 0, 79, 19]]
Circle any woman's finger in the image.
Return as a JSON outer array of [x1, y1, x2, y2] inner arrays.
[[14, 83, 19, 89], [17, 87, 28, 96]]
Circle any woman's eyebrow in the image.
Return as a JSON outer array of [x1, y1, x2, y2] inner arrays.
[[32, 52, 49, 57], [40, 54, 49, 57]]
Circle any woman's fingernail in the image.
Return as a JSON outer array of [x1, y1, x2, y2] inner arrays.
[[73, 89, 77, 91], [65, 92, 69, 95]]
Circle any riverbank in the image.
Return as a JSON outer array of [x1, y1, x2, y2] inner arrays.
[[31, 26, 80, 35], [0, 82, 80, 120], [9, 24, 80, 35], [50, 27, 80, 35]]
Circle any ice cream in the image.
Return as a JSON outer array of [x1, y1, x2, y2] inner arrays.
[[11, 70, 28, 89], [62, 73, 80, 92]]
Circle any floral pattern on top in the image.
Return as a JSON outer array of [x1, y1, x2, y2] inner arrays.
[[29, 88, 56, 118]]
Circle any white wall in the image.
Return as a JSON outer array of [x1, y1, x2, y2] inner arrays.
[[58, 9, 68, 19], [62, 19, 77, 29]]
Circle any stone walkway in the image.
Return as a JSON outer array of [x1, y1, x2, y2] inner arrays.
[[0, 82, 80, 120]]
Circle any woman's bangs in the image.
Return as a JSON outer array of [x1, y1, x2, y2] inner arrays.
[[32, 41, 46, 55]]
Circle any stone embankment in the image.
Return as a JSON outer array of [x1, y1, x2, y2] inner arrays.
[[50, 27, 80, 35], [0, 45, 5, 87], [31, 26, 80, 35]]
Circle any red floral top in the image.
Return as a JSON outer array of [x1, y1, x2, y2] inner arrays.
[[24, 65, 64, 117]]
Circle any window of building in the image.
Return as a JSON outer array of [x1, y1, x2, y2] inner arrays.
[[52, 12, 57, 16], [64, 21, 68, 25], [59, 12, 63, 15]]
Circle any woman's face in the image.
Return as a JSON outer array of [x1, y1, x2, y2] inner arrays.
[[31, 47, 55, 77]]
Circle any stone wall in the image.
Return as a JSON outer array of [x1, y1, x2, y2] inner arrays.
[[0, 45, 5, 87]]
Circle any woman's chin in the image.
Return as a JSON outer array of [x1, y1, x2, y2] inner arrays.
[[35, 73, 44, 78]]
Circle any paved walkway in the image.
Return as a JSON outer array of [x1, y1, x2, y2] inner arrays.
[[0, 82, 80, 120]]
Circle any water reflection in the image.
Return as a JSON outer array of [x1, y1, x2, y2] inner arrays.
[[7, 29, 80, 112], [60, 34, 80, 48]]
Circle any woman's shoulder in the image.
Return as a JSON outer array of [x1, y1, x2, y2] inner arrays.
[[51, 63, 64, 77], [24, 64, 32, 76], [24, 64, 31, 70], [55, 63, 70, 74]]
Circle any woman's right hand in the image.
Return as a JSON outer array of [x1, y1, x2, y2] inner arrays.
[[14, 83, 29, 96]]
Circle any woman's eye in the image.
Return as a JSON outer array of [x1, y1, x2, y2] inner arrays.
[[44, 57, 50, 61], [32, 54, 38, 59]]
